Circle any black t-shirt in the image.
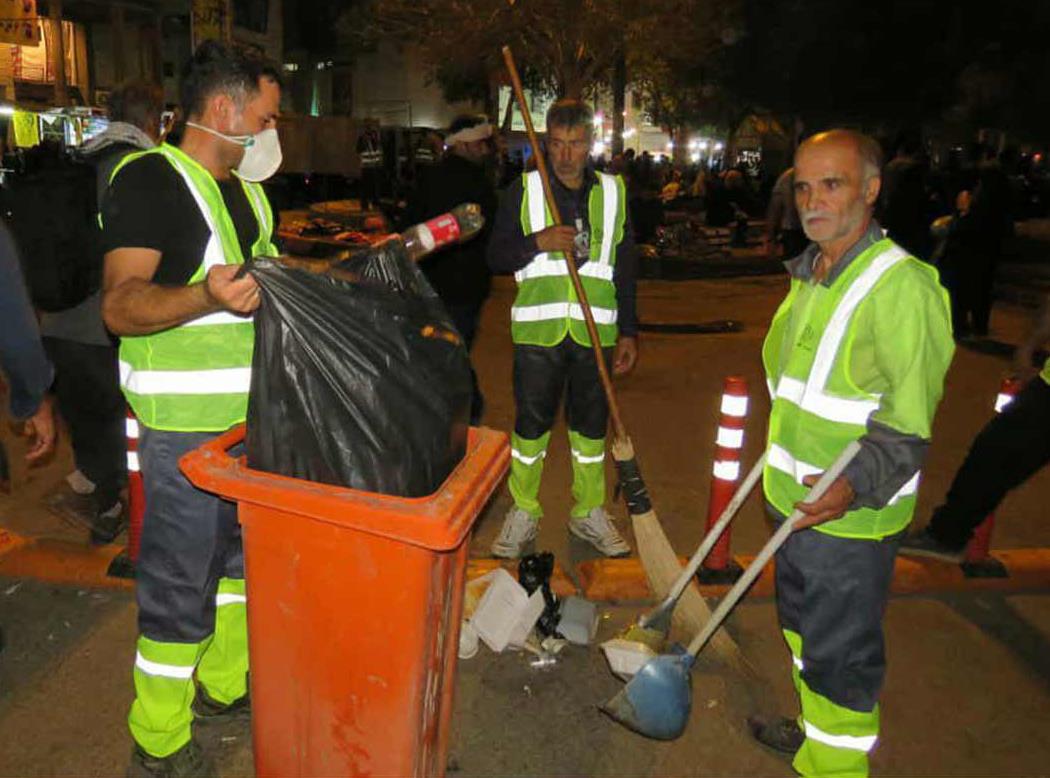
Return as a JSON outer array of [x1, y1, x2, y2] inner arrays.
[[403, 154, 498, 305], [101, 152, 273, 285]]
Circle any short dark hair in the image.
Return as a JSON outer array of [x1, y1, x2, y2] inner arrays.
[[179, 40, 281, 120], [546, 99, 593, 135], [108, 80, 164, 133]]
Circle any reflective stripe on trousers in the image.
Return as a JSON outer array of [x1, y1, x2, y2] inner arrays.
[[509, 430, 607, 519]]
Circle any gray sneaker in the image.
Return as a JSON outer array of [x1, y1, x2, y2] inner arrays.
[[66, 468, 96, 495], [569, 507, 631, 557], [491, 507, 538, 558]]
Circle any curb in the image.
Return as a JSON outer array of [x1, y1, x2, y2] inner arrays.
[[2, 533, 1049, 601], [466, 558, 576, 597], [0, 533, 132, 590], [575, 548, 1050, 602], [0, 534, 581, 596]]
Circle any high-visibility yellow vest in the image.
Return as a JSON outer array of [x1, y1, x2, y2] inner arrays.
[[111, 143, 278, 432], [360, 139, 382, 169], [511, 170, 626, 347], [762, 238, 953, 539]]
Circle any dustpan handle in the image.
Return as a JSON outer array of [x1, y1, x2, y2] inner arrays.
[[642, 453, 767, 625], [686, 441, 861, 658]]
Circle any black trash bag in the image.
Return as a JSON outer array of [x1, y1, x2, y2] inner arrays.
[[518, 552, 561, 638], [245, 241, 472, 497]]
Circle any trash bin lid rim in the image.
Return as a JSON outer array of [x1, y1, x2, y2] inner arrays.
[[180, 425, 510, 551]]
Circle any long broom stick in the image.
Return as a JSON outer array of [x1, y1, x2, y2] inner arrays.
[[501, 46, 745, 670]]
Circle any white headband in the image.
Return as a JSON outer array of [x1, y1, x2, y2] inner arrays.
[[445, 121, 493, 146]]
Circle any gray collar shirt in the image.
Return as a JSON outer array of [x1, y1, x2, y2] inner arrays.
[[784, 220, 886, 286]]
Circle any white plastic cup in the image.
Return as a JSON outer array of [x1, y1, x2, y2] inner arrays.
[[459, 620, 479, 659]]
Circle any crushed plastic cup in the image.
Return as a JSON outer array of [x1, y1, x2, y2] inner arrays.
[[459, 621, 479, 659]]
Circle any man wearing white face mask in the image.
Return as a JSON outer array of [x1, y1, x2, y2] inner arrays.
[[101, 41, 281, 778]]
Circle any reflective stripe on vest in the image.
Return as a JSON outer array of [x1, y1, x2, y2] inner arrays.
[[511, 170, 624, 346], [515, 171, 620, 281], [772, 375, 880, 426], [119, 361, 253, 396], [111, 144, 277, 432], [511, 302, 618, 326], [515, 257, 615, 282], [361, 150, 382, 166], [767, 443, 919, 505], [771, 246, 907, 425], [764, 241, 923, 538]]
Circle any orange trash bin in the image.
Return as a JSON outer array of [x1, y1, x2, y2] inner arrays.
[[180, 424, 509, 778]]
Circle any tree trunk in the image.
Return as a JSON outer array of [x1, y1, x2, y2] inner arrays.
[[562, 82, 584, 100], [561, 65, 584, 100], [611, 51, 626, 156], [673, 125, 688, 165]]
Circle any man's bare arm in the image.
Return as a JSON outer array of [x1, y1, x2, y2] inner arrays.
[[102, 247, 260, 336]]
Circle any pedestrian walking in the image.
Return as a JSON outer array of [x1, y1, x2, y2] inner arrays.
[[40, 81, 165, 543], [901, 293, 1050, 562]]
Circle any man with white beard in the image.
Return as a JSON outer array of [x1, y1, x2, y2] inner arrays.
[[747, 130, 954, 777]]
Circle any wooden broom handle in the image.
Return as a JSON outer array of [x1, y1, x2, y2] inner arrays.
[[501, 45, 627, 440]]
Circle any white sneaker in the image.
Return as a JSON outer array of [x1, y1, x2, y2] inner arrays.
[[66, 469, 96, 496], [491, 507, 538, 559], [569, 507, 631, 557]]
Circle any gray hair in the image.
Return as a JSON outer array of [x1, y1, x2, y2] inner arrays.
[[545, 99, 594, 136]]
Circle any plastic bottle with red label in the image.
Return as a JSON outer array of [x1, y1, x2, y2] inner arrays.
[[400, 203, 484, 262]]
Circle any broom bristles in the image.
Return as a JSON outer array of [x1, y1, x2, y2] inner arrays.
[[631, 509, 749, 673]]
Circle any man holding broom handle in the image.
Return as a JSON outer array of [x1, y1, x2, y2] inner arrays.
[[486, 99, 639, 559], [751, 129, 954, 776]]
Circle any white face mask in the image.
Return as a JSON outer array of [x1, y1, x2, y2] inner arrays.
[[186, 121, 283, 182]]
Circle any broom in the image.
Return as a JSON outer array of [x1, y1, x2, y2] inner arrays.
[[500, 46, 746, 671]]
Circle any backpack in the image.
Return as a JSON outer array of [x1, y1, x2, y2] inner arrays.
[[3, 147, 103, 312]]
